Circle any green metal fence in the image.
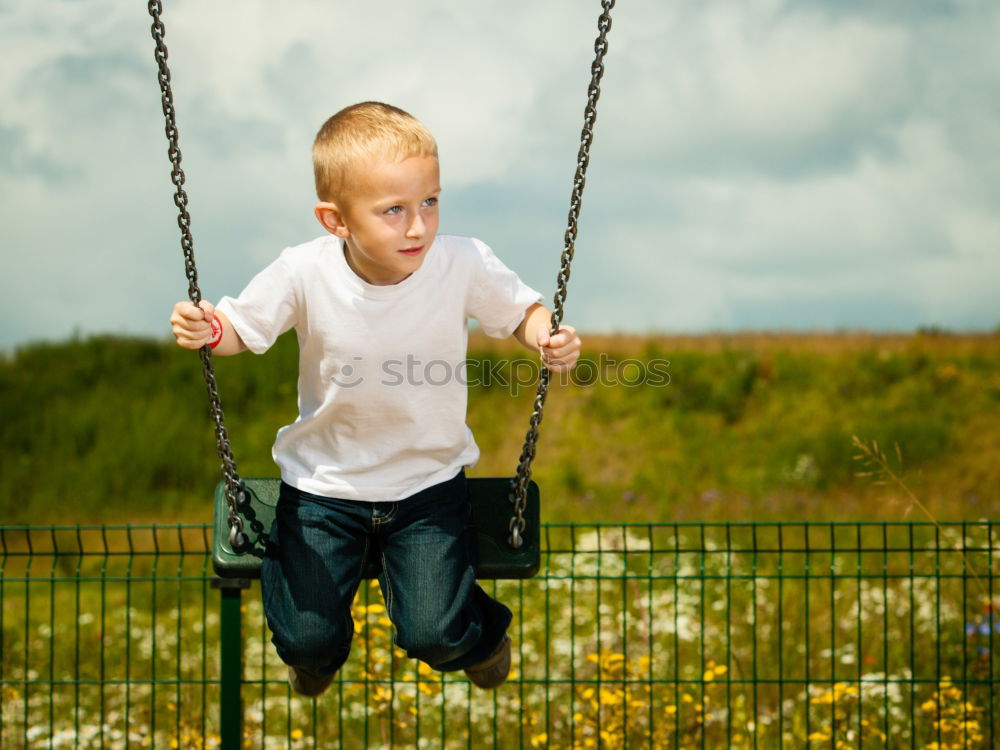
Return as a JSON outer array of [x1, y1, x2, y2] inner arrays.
[[2, 522, 997, 748]]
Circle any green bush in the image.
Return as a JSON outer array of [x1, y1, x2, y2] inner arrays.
[[2, 333, 997, 524]]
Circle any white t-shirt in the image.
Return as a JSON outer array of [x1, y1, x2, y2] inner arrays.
[[217, 234, 543, 501]]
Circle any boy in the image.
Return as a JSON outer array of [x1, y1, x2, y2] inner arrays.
[[170, 102, 581, 696]]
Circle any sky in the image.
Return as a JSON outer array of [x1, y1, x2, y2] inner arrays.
[[2, 0, 998, 351]]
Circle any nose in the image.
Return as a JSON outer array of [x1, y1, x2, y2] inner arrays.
[[405, 211, 425, 240]]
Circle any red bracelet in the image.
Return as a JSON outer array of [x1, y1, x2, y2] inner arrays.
[[208, 314, 224, 349]]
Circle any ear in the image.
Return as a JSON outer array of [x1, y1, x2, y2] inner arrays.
[[314, 201, 350, 238]]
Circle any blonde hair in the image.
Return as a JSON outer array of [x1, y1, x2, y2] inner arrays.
[[312, 102, 438, 202]]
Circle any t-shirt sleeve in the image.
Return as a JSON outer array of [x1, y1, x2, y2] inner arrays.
[[465, 239, 544, 338], [215, 251, 299, 354]]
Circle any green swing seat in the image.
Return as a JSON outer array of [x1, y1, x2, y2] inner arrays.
[[212, 477, 540, 580]]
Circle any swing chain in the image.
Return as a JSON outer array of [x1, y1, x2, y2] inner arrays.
[[508, 0, 615, 548], [148, 0, 612, 553], [148, 0, 248, 550]]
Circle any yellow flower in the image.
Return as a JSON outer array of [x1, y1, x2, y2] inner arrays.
[[602, 688, 624, 704], [836, 682, 858, 698], [290, 729, 303, 741], [811, 691, 834, 705]]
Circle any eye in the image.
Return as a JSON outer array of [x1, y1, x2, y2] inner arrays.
[[423, 196, 439, 208], [384, 205, 403, 215]]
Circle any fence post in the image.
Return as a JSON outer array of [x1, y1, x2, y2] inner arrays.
[[213, 578, 251, 749]]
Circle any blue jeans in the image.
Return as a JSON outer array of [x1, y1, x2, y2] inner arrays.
[[260, 471, 512, 679]]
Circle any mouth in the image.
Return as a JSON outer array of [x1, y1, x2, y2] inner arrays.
[[399, 246, 424, 257]]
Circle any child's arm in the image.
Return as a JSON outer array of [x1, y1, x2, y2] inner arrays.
[[170, 300, 247, 356], [514, 302, 581, 373]]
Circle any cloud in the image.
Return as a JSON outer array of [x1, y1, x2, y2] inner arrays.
[[570, 111, 1000, 332], [546, 0, 1000, 332], [604, 3, 911, 177], [1, 0, 998, 349]]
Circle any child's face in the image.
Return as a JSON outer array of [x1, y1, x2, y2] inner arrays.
[[336, 155, 441, 286]]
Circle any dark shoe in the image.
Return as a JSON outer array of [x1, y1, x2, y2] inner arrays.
[[287, 665, 333, 697], [464, 634, 512, 689]]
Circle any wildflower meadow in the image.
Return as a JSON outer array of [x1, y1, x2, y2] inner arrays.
[[2, 331, 998, 746]]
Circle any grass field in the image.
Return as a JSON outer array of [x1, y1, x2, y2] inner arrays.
[[2, 330, 999, 747], [3, 521, 996, 748], [1, 329, 998, 525]]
